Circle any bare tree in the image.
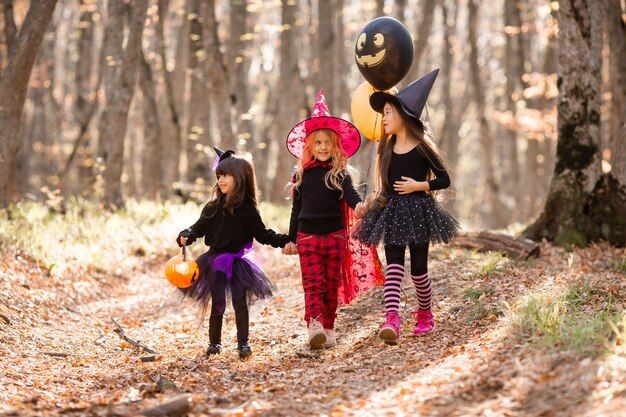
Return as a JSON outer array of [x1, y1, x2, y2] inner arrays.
[[468, 0, 505, 227], [154, 0, 183, 189], [437, 0, 465, 216], [333, 0, 350, 115], [1, 0, 17, 60], [201, 0, 236, 151], [405, 0, 436, 86], [228, 0, 253, 152], [375, 0, 384, 17], [606, 0, 626, 184], [0, 0, 58, 207], [393, 0, 407, 21], [525, 0, 626, 247], [58, 0, 102, 196], [99, 0, 149, 208], [270, 0, 306, 202], [140, 51, 162, 199], [317, 0, 335, 96], [502, 0, 523, 211], [184, 0, 212, 188]]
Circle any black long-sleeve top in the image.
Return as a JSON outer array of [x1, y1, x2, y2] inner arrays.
[[388, 147, 451, 194], [184, 197, 290, 253], [288, 165, 362, 242]]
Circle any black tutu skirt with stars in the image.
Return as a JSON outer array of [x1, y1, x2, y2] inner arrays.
[[352, 192, 460, 247]]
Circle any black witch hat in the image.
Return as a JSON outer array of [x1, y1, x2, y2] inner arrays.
[[213, 147, 234, 163], [369, 68, 439, 122]]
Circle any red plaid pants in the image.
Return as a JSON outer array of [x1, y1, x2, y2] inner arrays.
[[297, 231, 347, 329]]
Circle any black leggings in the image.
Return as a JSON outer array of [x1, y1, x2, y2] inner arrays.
[[208, 285, 249, 346], [384, 243, 429, 275]]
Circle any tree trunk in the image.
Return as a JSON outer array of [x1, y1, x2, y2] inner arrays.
[[333, 0, 349, 115], [393, 0, 407, 21], [525, 0, 626, 247], [606, 0, 626, 184], [503, 0, 523, 216], [270, 0, 306, 202], [317, 0, 334, 95], [437, 0, 465, 217], [99, 0, 149, 208], [59, 0, 100, 197], [468, 0, 505, 228], [405, 0, 436, 86], [201, 0, 236, 151], [140, 51, 161, 200], [185, 0, 213, 186], [155, 0, 183, 188], [0, 0, 58, 207], [524, 4, 558, 222], [228, 0, 253, 152], [1, 0, 17, 61], [375, 0, 384, 17]]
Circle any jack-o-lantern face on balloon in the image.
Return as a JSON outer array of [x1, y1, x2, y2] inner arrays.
[[355, 31, 386, 67], [354, 17, 414, 91]]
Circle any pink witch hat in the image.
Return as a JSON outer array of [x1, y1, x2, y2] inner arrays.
[[286, 90, 361, 159]]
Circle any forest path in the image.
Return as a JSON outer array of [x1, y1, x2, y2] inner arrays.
[[1, 243, 625, 416]]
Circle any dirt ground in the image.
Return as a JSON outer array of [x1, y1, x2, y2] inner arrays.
[[1, 241, 625, 416]]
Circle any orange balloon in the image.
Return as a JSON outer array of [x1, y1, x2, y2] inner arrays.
[[351, 81, 397, 140], [164, 248, 199, 288]]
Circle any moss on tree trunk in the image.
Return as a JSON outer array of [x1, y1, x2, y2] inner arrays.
[[525, 173, 626, 247]]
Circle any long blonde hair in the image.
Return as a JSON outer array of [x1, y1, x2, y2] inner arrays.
[[292, 129, 348, 196]]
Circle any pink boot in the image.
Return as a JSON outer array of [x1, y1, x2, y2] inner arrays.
[[412, 309, 435, 335], [378, 312, 401, 345]]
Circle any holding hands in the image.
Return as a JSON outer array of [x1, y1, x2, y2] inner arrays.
[[354, 202, 367, 218], [282, 241, 298, 255]]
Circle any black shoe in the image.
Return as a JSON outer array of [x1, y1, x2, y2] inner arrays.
[[206, 344, 221, 355], [237, 344, 252, 359]]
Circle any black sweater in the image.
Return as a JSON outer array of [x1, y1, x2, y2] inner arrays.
[[185, 197, 290, 253], [288, 166, 362, 242], [388, 147, 451, 194]]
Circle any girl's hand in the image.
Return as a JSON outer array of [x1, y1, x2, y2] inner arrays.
[[282, 242, 298, 255], [394, 176, 427, 194], [354, 202, 366, 218]]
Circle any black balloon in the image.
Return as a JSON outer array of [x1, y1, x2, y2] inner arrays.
[[354, 17, 414, 91]]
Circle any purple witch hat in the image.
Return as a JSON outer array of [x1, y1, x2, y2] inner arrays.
[[369, 68, 439, 122]]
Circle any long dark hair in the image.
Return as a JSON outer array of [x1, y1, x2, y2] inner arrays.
[[205, 155, 259, 216], [373, 102, 447, 207]]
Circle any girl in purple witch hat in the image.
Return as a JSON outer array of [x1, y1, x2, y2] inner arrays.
[[353, 69, 460, 345], [176, 148, 290, 359]]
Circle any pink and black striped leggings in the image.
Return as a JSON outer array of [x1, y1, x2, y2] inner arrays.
[[383, 243, 432, 313]]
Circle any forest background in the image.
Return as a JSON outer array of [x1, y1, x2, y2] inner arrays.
[[1, 0, 614, 231], [1, 1, 626, 416]]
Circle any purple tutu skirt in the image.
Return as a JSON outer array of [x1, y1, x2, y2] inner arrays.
[[178, 243, 275, 319], [352, 193, 460, 246]]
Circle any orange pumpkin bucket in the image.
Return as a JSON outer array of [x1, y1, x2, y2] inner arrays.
[[165, 239, 199, 288]]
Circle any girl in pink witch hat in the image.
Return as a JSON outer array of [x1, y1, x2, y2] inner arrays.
[[283, 90, 384, 350]]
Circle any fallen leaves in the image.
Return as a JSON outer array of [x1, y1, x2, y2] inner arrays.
[[1, 237, 625, 416]]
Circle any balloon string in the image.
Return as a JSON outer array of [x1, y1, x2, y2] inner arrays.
[[364, 115, 380, 196]]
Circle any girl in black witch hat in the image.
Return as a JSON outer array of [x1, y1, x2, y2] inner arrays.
[[353, 69, 460, 345], [176, 148, 290, 358]]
